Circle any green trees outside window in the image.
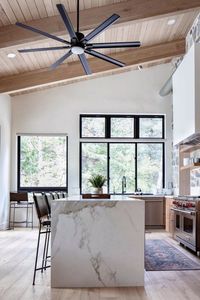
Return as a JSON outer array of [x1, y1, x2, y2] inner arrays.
[[18, 135, 67, 190]]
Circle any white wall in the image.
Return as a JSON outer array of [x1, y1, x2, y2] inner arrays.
[[11, 64, 173, 194], [0, 93, 11, 229]]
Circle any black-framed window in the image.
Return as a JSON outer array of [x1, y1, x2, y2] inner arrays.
[[81, 116, 106, 138], [111, 117, 134, 138], [80, 114, 165, 139], [139, 116, 164, 138], [17, 135, 68, 192], [80, 142, 164, 194]]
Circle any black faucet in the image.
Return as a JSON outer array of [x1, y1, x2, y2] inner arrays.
[[122, 176, 126, 194]]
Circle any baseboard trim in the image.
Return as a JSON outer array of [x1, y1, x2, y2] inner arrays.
[[0, 223, 9, 230]]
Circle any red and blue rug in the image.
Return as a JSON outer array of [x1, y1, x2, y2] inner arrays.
[[145, 239, 200, 271]]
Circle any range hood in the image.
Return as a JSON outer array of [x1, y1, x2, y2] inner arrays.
[[173, 43, 200, 145]]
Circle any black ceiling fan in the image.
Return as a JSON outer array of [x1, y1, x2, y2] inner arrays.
[[16, 1, 141, 75]]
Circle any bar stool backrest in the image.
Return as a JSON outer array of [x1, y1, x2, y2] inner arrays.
[[45, 193, 54, 215], [51, 192, 59, 199], [10, 192, 28, 202], [63, 192, 68, 198], [56, 192, 64, 199], [33, 194, 49, 221]]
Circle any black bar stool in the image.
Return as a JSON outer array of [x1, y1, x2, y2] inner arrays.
[[33, 194, 51, 285], [9, 192, 34, 229]]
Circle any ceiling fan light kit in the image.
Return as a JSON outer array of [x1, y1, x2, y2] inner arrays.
[[16, 1, 141, 75]]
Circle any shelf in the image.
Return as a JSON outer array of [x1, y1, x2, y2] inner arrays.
[[180, 163, 200, 171], [180, 145, 200, 153]]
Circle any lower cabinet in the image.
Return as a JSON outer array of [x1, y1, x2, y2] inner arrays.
[[135, 197, 165, 228], [144, 198, 164, 227]]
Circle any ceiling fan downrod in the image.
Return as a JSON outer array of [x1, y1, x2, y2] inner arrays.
[[77, 0, 80, 33]]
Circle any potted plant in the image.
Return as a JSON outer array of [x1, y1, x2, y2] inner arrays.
[[88, 174, 107, 194]]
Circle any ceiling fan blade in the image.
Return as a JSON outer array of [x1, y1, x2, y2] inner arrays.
[[78, 53, 92, 75], [82, 14, 120, 43], [50, 50, 72, 69], [86, 41, 141, 49], [18, 46, 71, 53], [56, 4, 77, 39], [16, 22, 70, 45], [85, 49, 125, 67]]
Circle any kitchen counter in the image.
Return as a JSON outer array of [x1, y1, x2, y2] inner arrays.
[[51, 196, 144, 288]]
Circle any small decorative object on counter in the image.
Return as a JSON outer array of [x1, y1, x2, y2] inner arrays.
[[88, 174, 106, 194]]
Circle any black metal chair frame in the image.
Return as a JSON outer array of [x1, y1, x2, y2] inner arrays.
[[33, 195, 51, 285], [9, 192, 34, 229]]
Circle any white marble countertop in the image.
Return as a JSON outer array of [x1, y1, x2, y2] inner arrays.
[[54, 195, 144, 202]]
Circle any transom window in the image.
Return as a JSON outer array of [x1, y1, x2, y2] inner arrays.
[[80, 114, 164, 139], [17, 135, 68, 192], [80, 114, 165, 194]]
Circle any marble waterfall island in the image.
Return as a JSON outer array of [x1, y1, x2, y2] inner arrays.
[[51, 196, 145, 288]]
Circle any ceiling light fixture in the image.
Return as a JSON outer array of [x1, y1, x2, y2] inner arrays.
[[167, 19, 176, 26], [7, 53, 16, 58]]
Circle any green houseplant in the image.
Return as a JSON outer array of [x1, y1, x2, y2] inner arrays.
[[88, 174, 106, 194]]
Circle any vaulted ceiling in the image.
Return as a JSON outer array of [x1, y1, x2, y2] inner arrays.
[[0, 0, 200, 95]]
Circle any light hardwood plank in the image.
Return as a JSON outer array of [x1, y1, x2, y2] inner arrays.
[[0, 229, 200, 300]]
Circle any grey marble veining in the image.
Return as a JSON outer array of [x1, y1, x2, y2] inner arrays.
[[51, 197, 144, 288]]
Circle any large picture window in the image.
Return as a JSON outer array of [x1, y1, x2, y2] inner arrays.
[[80, 114, 165, 194], [80, 142, 164, 194], [18, 135, 68, 192]]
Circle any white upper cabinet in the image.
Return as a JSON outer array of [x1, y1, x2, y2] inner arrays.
[[173, 43, 200, 145]]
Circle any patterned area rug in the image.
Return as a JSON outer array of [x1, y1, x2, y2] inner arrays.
[[145, 239, 200, 271]]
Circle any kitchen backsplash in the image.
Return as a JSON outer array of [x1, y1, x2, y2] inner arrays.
[[190, 149, 200, 195], [172, 145, 179, 196]]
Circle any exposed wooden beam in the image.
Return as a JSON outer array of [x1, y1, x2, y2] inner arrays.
[[0, 39, 185, 94], [0, 0, 199, 49]]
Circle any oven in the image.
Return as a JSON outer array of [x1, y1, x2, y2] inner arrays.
[[172, 207, 196, 251], [170, 196, 200, 253]]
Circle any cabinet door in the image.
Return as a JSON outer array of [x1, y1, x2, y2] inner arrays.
[[145, 200, 163, 226]]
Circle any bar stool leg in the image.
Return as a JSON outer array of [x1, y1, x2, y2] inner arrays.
[[44, 226, 51, 270], [13, 203, 16, 230], [41, 230, 48, 273], [26, 202, 28, 228], [33, 223, 41, 285], [9, 203, 12, 229], [31, 204, 33, 229]]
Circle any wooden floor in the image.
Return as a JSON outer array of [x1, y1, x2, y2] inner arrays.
[[0, 229, 200, 300]]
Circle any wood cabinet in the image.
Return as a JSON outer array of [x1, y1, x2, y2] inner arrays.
[[165, 197, 174, 236], [134, 196, 165, 228]]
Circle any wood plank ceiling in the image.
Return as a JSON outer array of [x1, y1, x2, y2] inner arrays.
[[0, 0, 199, 95]]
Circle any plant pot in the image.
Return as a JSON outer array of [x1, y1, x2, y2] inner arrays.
[[94, 187, 103, 194]]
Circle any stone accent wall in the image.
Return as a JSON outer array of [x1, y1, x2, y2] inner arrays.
[[186, 14, 200, 51]]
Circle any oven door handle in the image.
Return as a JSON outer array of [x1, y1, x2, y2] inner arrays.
[[170, 208, 196, 215]]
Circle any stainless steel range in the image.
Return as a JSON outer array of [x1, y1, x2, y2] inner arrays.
[[171, 196, 200, 253]]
